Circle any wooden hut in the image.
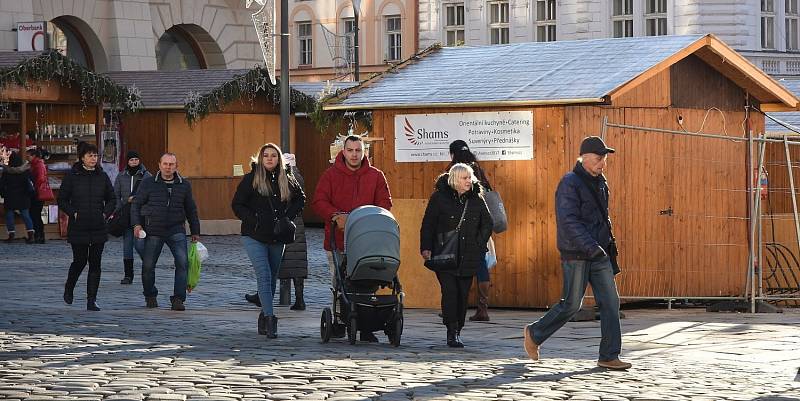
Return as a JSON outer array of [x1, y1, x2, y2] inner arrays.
[[0, 51, 139, 239], [323, 34, 800, 308], [107, 69, 316, 234]]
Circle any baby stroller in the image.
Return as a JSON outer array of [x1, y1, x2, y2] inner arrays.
[[320, 205, 404, 346]]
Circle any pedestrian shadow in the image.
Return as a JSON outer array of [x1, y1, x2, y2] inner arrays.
[[342, 363, 601, 401]]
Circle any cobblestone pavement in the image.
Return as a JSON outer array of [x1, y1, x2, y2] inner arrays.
[[1, 229, 799, 400]]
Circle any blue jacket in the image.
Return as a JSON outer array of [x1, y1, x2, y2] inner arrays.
[[556, 162, 612, 261], [131, 171, 200, 237]]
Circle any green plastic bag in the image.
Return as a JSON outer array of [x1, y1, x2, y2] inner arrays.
[[187, 242, 202, 292]]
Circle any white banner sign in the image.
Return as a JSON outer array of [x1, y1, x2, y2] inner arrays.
[[17, 21, 46, 51], [395, 111, 533, 162]]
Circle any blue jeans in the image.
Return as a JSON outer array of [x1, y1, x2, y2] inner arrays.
[[122, 228, 145, 259], [528, 257, 622, 361], [141, 232, 189, 301], [242, 236, 285, 316], [475, 251, 490, 282], [5, 209, 33, 233]]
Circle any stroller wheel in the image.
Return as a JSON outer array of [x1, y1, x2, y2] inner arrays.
[[347, 316, 357, 345], [320, 307, 333, 343]]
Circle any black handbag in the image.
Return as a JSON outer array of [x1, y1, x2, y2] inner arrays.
[[425, 199, 469, 272], [267, 196, 296, 244], [107, 203, 130, 238]]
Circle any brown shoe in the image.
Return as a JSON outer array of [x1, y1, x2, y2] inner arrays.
[[523, 325, 539, 360], [170, 296, 185, 311], [597, 359, 632, 370], [145, 297, 158, 308]]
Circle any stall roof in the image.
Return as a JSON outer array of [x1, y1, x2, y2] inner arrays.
[[105, 69, 246, 108], [0, 51, 45, 69], [105, 70, 356, 108], [767, 77, 800, 132], [324, 34, 799, 111]]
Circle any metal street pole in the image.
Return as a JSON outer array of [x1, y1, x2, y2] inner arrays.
[[280, 0, 290, 151], [353, 7, 360, 81]]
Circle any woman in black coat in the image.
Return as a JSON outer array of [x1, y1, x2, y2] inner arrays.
[[420, 163, 493, 347], [0, 152, 35, 243], [231, 143, 305, 338], [58, 143, 116, 311]]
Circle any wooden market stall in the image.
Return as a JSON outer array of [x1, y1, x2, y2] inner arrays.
[[323, 34, 800, 308], [0, 51, 140, 239], [107, 68, 316, 234]]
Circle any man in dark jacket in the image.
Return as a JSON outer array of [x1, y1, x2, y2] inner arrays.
[[132, 153, 200, 311], [523, 136, 631, 370]]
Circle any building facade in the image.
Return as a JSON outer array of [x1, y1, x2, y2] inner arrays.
[[418, 0, 800, 75], [0, 0, 417, 81]]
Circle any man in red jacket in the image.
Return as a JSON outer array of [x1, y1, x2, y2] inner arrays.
[[312, 135, 392, 342]]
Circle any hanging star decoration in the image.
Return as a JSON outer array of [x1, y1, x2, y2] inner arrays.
[[245, 0, 266, 8]]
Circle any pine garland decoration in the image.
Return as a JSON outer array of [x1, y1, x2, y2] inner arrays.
[[183, 67, 317, 126], [0, 50, 142, 112]]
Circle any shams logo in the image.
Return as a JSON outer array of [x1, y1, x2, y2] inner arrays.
[[403, 118, 418, 145]]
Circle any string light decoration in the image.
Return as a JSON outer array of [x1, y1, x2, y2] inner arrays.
[[183, 66, 316, 126], [0, 50, 142, 113]]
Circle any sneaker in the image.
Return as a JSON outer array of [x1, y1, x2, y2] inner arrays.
[[120, 277, 133, 285], [145, 297, 158, 308], [523, 325, 540, 361], [170, 296, 185, 311], [597, 359, 632, 370]]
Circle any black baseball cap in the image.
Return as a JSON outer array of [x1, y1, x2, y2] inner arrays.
[[579, 136, 615, 155]]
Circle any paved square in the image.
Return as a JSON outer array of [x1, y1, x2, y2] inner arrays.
[[1, 229, 798, 400]]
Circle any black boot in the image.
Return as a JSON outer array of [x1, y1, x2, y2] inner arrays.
[[25, 230, 35, 244], [120, 259, 134, 284], [87, 298, 101, 311], [63, 264, 82, 305], [290, 278, 306, 310], [278, 279, 291, 305], [4, 233, 14, 243], [63, 282, 74, 305], [257, 313, 267, 335], [35, 231, 45, 244], [264, 315, 278, 339], [446, 324, 463, 348], [245, 292, 262, 307]]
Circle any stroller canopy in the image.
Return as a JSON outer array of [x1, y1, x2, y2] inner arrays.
[[344, 206, 401, 281]]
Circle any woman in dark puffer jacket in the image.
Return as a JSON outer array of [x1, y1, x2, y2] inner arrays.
[[232, 143, 305, 338], [0, 152, 35, 243], [58, 143, 116, 311], [420, 163, 493, 348]]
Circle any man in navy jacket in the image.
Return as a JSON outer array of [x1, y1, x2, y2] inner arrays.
[[132, 153, 200, 311], [523, 136, 631, 370]]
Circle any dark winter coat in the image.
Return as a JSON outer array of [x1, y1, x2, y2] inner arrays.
[[420, 174, 493, 277], [131, 171, 200, 238], [113, 163, 151, 212], [0, 162, 33, 210], [279, 166, 308, 279], [556, 161, 613, 261], [57, 162, 116, 244], [231, 163, 306, 244]]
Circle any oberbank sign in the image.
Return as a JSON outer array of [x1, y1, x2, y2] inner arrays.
[[394, 111, 534, 162]]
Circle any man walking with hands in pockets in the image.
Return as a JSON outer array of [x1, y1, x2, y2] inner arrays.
[[132, 153, 200, 311], [523, 136, 630, 370]]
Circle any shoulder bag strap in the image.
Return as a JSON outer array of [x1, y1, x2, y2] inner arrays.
[[456, 198, 469, 231]]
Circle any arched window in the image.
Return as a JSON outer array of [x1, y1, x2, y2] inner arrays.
[[156, 26, 206, 70], [48, 18, 93, 70]]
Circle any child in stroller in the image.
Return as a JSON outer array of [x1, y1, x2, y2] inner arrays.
[[320, 205, 404, 346]]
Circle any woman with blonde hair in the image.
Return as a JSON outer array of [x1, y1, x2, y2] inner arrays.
[[232, 143, 305, 338], [420, 163, 493, 347]]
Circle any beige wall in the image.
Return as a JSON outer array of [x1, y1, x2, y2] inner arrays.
[[0, 0, 416, 81]]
